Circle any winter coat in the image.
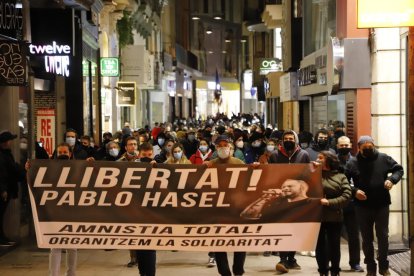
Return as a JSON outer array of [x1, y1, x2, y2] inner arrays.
[[345, 150, 404, 208], [189, 149, 213, 164], [321, 170, 352, 222], [268, 130, 310, 164], [0, 149, 25, 198]]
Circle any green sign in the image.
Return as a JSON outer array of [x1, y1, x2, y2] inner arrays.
[[100, 57, 119, 77]]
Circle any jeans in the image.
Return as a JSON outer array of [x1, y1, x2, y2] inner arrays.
[[355, 205, 390, 272], [343, 203, 361, 267], [214, 252, 246, 276], [136, 250, 156, 276], [315, 222, 342, 274], [49, 249, 77, 276]]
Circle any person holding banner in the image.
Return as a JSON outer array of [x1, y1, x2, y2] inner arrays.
[[315, 151, 351, 276], [268, 130, 310, 274], [117, 136, 140, 267], [135, 142, 157, 276], [208, 135, 246, 276], [46, 142, 78, 276]]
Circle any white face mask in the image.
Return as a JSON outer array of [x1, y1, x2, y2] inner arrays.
[[199, 145, 208, 152], [236, 140, 244, 148], [173, 152, 183, 160], [66, 137, 76, 146], [20, 143, 28, 150], [217, 148, 230, 159], [109, 148, 119, 157], [158, 138, 165, 146], [266, 145, 275, 152]]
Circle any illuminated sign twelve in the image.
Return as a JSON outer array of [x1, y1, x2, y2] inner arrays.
[[29, 41, 71, 77]]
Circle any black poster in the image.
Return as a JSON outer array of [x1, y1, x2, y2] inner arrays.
[[0, 0, 24, 40], [0, 40, 27, 86], [117, 82, 136, 106]]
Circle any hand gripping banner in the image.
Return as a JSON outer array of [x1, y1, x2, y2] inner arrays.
[[27, 160, 322, 251]]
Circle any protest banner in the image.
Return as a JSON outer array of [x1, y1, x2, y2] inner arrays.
[[27, 160, 322, 251]]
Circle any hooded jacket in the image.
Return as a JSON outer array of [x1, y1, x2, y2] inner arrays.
[[268, 130, 310, 164], [345, 149, 404, 208], [189, 148, 213, 164]]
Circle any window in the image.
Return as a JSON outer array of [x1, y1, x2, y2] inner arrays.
[[303, 0, 336, 56]]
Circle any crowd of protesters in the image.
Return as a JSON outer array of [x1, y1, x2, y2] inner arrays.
[[0, 112, 403, 276]]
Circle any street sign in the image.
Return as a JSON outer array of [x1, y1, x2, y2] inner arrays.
[[100, 57, 119, 77]]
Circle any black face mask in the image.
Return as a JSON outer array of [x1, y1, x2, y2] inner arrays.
[[338, 147, 351, 156], [140, 157, 153, 163], [362, 148, 375, 158], [334, 130, 345, 138], [57, 155, 70, 160], [283, 141, 296, 151], [317, 139, 328, 149]]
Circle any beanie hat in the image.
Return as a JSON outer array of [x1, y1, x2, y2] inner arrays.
[[358, 135, 374, 146], [249, 131, 264, 143]]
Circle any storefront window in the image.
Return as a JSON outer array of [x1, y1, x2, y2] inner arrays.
[[311, 93, 345, 135], [327, 93, 345, 130], [303, 0, 336, 56]]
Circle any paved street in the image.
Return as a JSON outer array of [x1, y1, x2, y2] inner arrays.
[[0, 239, 398, 276]]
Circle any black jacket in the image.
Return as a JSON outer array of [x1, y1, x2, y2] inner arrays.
[[345, 150, 404, 208], [269, 130, 310, 164], [0, 149, 25, 198]]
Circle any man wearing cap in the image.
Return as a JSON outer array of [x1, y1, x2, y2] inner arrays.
[[208, 135, 245, 276], [345, 136, 404, 276], [0, 131, 24, 246]]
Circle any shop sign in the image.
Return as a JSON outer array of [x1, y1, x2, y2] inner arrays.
[[0, 40, 27, 86], [116, 82, 136, 106], [0, 0, 24, 40], [100, 57, 119, 77], [280, 72, 298, 102], [258, 58, 282, 75], [36, 108, 55, 157], [29, 41, 71, 77], [297, 65, 317, 86], [357, 0, 414, 28]]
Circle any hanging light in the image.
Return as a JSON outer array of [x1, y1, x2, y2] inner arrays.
[[206, 27, 213, 34]]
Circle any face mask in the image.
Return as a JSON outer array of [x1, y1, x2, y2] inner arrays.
[[300, 143, 308, 149], [188, 135, 195, 141], [252, 141, 262, 148], [173, 152, 183, 160], [109, 148, 119, 157], [158, 138, 165, 146], [334, 130, 345, 138], [199, 145, 208, 152], [20, 143, 28, 150], [266, 145, 275, 152], [362, 148, 375, 158], [140, 157, 153, 163], [217, 148, 230, 159], [337, 147, 351, 156], [66, 137, 76, 146], [236, 140, 244, 148], [57, 155, 70, 160], [165, 146, 172, 153], [317, 139, 328, 148], [283, 141, 295, 151]]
